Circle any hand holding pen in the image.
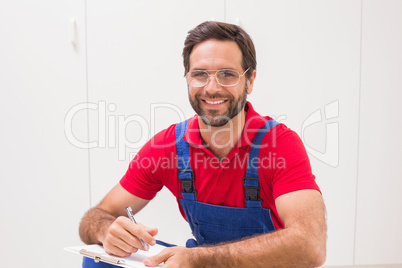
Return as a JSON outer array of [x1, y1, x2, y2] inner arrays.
[[125, 206, 150, 251]]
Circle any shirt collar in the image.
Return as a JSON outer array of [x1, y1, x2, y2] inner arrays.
[[182, 102, 270, 148], [182, 115, 202, 147], [238, 102, 268, 147]]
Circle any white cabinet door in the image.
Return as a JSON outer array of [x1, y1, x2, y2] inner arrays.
[[355, 0, 402, 265], [0, 1, 88, 267], [86, 0, 225, 246], [226, 1, 361, 266]]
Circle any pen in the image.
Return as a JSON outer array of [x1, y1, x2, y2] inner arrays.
[[125, 206, 150, 251]]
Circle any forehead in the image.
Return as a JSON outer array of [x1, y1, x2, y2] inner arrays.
[[189, 39, 242, 70]]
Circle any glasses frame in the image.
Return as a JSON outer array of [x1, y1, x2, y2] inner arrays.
[[186, 67, 251, 87]]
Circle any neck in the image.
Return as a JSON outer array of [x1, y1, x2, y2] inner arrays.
[[198, 109, 246, 160]]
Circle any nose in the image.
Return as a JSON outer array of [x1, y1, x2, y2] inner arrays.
[[204, 73, 222, 94]]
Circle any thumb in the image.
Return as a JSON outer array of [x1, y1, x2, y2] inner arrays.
[[143, 249, 171, 267]]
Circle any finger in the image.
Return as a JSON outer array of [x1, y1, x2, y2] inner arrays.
[[104, 243, 134, 258], [143, 249, 172, 267], [110, 217, 150, 251], [143, 226, 158, 246], [125, 221, 158, 248], [145, 226, 159, 238], [108, 218, 142, 252], [105, 232, 139, 255], [117, 227, 145, 250]]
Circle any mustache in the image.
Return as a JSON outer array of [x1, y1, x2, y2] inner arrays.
[[196, 92, 231, 99]]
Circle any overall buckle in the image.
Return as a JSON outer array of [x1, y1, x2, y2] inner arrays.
[[179, 170, 196, 194], [243, 177, 262, 202]]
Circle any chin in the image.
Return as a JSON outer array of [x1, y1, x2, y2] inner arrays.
[[200, 113, 231, 127]]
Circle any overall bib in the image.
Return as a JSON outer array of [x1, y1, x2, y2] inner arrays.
[[82, 119, 278, 267], [176, 119, 278, 247]]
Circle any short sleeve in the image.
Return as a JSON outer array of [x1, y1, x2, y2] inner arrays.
[[120, 126, 176, 200], [262, 124, 321, 200]]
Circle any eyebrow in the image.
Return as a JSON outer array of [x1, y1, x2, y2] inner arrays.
[[190, 68, 237, 71]]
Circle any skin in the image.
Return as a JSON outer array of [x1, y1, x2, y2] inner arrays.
[[79, 39, 327, 267], [186, 40, 254, 159], [187, 41, 250, 129]]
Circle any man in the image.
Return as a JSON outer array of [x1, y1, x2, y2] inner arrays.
[[79, 21, 327, 267]]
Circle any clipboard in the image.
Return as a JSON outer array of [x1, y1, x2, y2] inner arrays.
[[65, 244, 165, 268], [80, 248, 126, 265]]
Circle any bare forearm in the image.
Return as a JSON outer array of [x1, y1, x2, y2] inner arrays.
[[194, 227, 326, 268], [79, 207, 116, 245], [191, 190, 328, 268]]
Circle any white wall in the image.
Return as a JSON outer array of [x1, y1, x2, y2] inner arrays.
[[0, 0, 88, 267], [354, 0, 402, 265], [0, 1, 401, 267]]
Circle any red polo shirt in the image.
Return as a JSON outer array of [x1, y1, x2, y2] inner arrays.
[[120, 102, 320, 229]]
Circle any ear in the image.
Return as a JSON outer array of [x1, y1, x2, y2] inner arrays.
[[246, 69, 256, 94]]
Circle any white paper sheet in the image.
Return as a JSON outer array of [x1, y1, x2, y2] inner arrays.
[[65, 244, 165, 268]]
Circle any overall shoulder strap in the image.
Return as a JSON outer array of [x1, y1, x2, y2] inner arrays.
[[175, 119, 197, 201], [244, 119, 279, 208]]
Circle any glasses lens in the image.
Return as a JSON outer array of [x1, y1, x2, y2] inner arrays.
[[186, 69, 242, 87], [187, 71, 208, 87], [216, 69, 240, 86]]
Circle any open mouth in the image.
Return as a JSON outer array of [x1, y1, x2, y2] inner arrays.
[[202, 99, 228, 105]]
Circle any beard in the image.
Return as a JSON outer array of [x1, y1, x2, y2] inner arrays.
[[188, 82, 248, 127]]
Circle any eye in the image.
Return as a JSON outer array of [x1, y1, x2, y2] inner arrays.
[[219, 70, 237, 77], [191, 71, 208, 78]]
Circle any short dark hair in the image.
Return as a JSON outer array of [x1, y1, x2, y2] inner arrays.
[[182, 21, 256, 79]]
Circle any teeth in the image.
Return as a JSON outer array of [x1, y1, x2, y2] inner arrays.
[[205, 100, 225, 104]]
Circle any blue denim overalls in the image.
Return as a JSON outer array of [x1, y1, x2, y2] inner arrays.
[[83, 119, 278, 267], [176, 119, 278, 247]]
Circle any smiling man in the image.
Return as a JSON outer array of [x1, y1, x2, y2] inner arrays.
[[79, 21, 327, 268], [187, 40, 250, 128]]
